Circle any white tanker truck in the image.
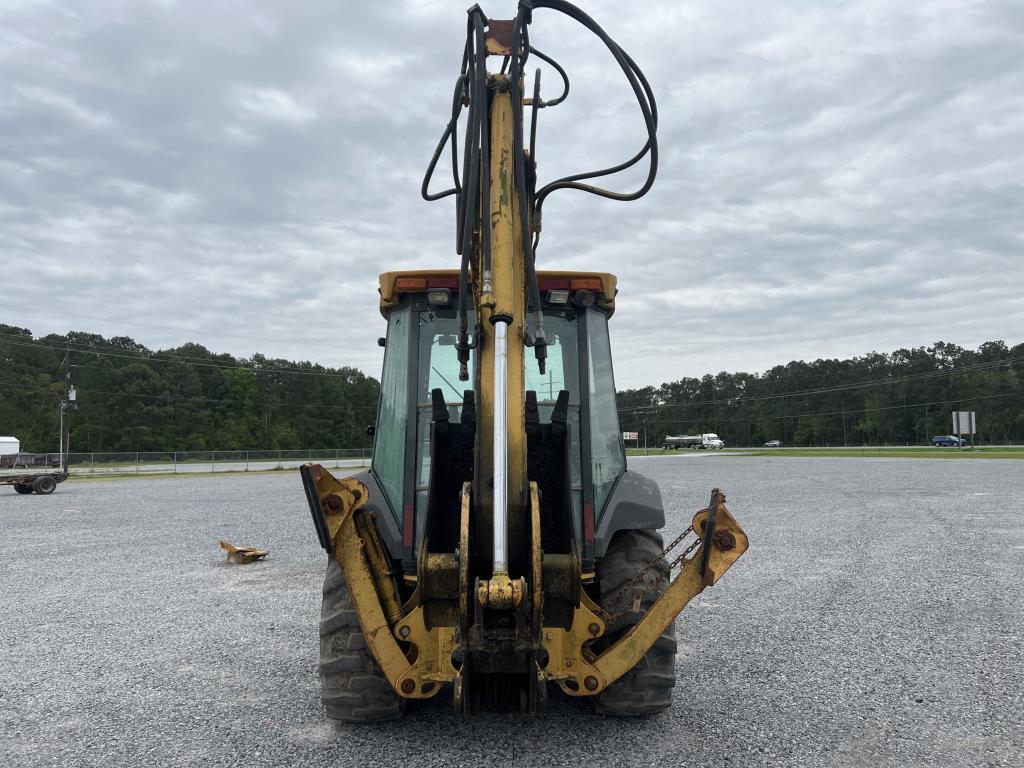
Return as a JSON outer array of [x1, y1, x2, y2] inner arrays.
[[662, 433, 725, 450]]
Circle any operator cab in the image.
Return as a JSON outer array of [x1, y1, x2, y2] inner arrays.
[[372, 270, 628, 571]]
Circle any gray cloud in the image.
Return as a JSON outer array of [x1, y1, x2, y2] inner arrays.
[[1, 0, 1021, 388]]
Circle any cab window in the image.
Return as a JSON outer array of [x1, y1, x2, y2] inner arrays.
[[586, 309, 625, 515], [372, 308, 411, 514]]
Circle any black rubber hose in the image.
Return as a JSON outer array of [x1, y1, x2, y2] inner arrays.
[[527, 46, 569, 107], [420, 72, 466, 202], [456, 19, 476, 257], [476, 13, 492, 282], [529, 68, 541, 164], [421, 0, 660, 377], [528, 0, 658, 213], [454, 8, 490, 378], [509, 4, 548, 373], [536, 47, 657, 206], [509, 7, 538, 307]]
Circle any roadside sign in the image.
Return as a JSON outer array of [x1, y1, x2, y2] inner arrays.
[[952, 411, 976, 435], [952, 411, 977, 451], [622, 431, 639, 441]]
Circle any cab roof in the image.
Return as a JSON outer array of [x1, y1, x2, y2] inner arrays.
[[378, 270, 617, 318]]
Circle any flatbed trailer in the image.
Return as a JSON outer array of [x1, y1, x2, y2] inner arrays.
[[1, 454, 66, 495]]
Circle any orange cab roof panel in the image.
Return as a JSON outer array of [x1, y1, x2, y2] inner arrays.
[[378, 269, 617, 318]]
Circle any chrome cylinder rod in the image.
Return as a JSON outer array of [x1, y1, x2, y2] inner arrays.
[[492, 319, 509, 574]]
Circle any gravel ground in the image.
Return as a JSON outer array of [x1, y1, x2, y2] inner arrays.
[[2, 456, 1022, 768]]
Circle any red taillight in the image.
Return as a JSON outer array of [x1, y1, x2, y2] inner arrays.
[[570, 277, 602, 291], [394, 275, 460, 292], [395, 277, 427, 291], [426, 276, 460, 290], [537, 278, 569, 292], [540, 276, 604, 293]]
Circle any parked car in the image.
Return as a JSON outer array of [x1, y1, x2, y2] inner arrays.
[[931, 435, 965, 447], [763, 440, 782, 447]]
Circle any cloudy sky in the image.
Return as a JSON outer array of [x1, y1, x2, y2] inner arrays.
[[1, 0, 1021, 388]]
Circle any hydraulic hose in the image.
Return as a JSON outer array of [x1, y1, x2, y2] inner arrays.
[[420, 0, 659, 377]]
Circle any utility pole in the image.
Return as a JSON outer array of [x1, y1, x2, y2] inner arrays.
[[841, 400, 848, 447], [544, 372, 562, 401], [59, 350, 77, 474]]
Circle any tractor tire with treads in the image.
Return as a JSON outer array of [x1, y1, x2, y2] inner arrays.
[[594, 528, 677, 716], [319, 559, 406, 722]]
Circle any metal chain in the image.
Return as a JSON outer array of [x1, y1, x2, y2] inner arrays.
[[600, 525, 691, 604], [670, 537, 702, 570], [602, 525, 701, 624]]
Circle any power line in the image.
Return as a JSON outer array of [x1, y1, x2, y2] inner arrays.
[[0, 330, 348, 374], [629, 388, 1024, 426], [86, 388, 378, 412], [0, 301, 347, 349], [0, 334, 370, 380], [620, 357, 1020, 412], [3, 382, 378, 412], [617, 355, 1024, 413]]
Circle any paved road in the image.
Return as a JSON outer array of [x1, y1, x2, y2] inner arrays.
[[1, 456, 1021, 767]]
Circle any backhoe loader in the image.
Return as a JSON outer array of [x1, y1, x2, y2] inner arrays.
[[300, 1, 748, 719]]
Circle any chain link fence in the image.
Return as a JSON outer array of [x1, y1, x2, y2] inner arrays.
[[64, 449, 371, 476]]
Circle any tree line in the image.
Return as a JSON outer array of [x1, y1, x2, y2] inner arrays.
[[616, 340, 1024, 447], [3, 325, 1021, 452], [0, 324, 379, 453]]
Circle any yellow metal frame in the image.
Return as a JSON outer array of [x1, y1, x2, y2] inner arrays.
[[474, 80, 528, 551], [306, 462, 747, 699], [306, 466, 454, 699], [554, 502, 749, 695]]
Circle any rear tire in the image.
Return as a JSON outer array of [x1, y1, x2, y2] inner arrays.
[[319, 559, 406, 722], [594, 529, 677, 716], [14, 484, 33, 494], [32, 476, 57, 495]]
